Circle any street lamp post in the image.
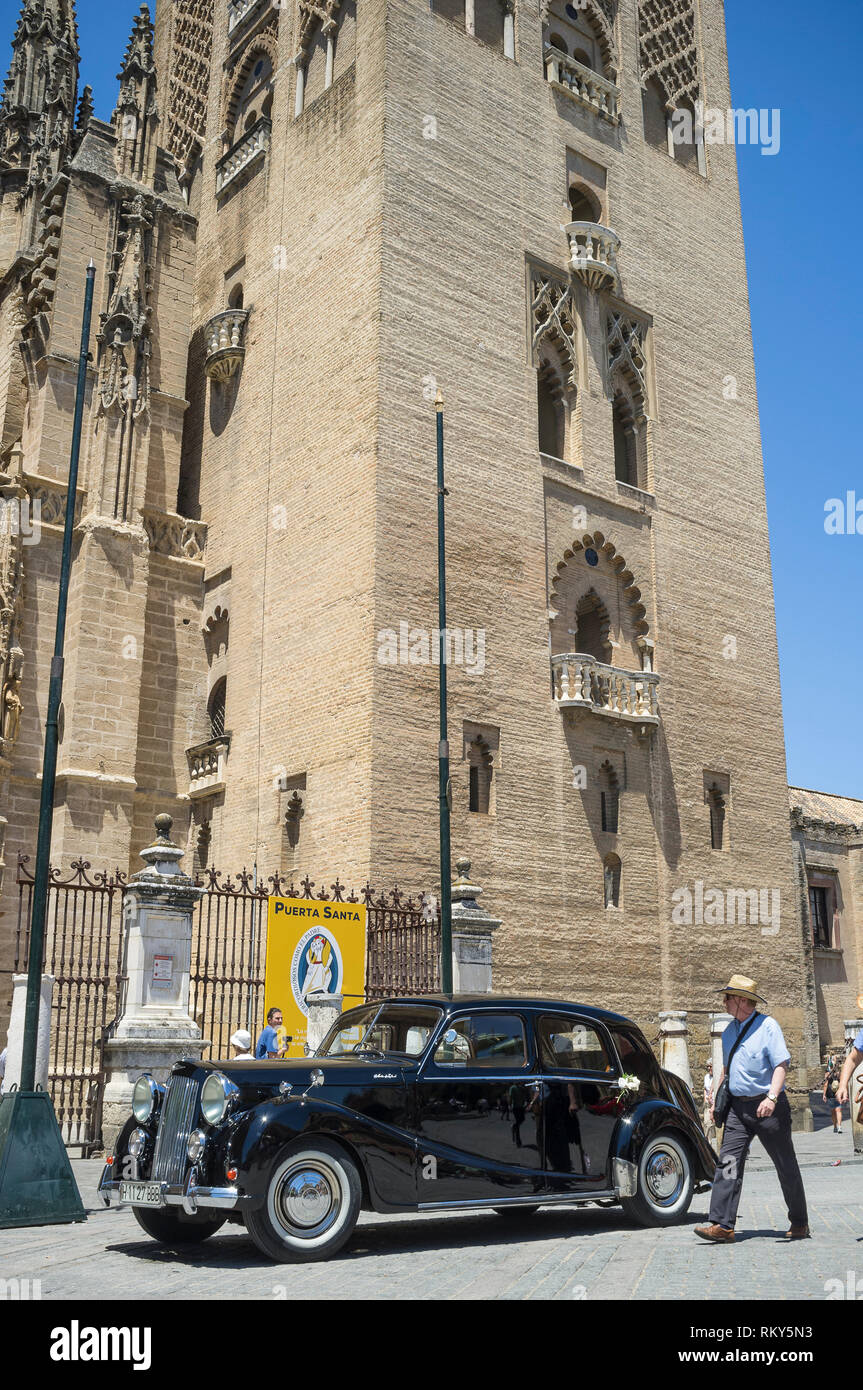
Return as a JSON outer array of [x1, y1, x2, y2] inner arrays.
[[0, 262, 96, 1228], [435, 390, 453, 993]]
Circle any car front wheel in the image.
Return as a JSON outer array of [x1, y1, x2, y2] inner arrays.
[[244, 1138, 361, 1263], [620, 1131, 694, 1227], [132, 1206, 227, 1244]]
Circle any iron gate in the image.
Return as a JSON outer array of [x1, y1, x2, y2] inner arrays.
[[13, 856, 441, 1152]]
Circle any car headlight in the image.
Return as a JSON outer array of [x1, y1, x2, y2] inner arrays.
[[128, 1128, 148, 1159], [187, 1128, 208, 1163], [132, 1075, 160, 1123], [200, 1072, 239, 1126]]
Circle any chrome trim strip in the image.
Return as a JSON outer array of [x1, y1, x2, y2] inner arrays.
[[418, 1190, 617, 1211]]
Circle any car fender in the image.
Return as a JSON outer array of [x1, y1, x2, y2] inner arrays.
[[230, 1095, 419, 1212], [610, 1098, 716, 1186]]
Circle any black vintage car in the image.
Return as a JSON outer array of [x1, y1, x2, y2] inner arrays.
[[99, 995, 717, 1262]]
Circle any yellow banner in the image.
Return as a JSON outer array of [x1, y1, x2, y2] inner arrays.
[[264, 897, 367, 1057]]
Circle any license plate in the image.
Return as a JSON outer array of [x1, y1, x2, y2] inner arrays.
[[120, 1181, 163, 1207]]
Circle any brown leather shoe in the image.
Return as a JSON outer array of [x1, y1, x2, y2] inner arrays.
[[785, 1225, 810, 1240], [695, 1223, 735, 1243]]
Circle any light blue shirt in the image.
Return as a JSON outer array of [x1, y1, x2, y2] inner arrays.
[[255, 1025, 279, 1059], [723, 1013, 790, 1098], [855, 1028, 863, 1053]]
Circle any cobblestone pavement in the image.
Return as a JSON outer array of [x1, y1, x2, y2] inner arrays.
[[1, 1123, 860, 1302]]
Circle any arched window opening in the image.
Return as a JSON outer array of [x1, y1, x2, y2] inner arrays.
[[228, 284, 244, 311], [467, 737, 494, 814], [673, 97, 700, 170], [603, 853, 621, 909], [208, 677, 227, 739], [537, 365, 565, 458], [708, 784, 726, 850], [433, 0, 466, 29], [227, 51, 273, 147], [613, 393, 638, 486], [600, 763, 619, 834], [569, 184, 601, 224], [543, 0, 606, 76], [574, 589, 612, 663], [642, 76, 669, 151], [475, 0, 505, 51]]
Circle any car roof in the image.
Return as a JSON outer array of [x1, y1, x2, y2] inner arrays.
[[366, 995, 634, 1027]]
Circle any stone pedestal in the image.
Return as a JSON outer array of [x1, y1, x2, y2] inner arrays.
[[845, 1019, 863, 1153], [3, 974, 54, 1092], [709, 1011, 732, 1082], [101, 815, 207, 1152], [658, 1010, 692, 1092], [306, 994, 343, 1053], [449, 858, 501, 994]]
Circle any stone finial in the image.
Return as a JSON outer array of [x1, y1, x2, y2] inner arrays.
[[452, 856, 483, 906], [77, 85, 94, 131], [133, 811, 187, 880]]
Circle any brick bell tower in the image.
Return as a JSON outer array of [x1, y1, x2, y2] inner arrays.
[[150, 0, 819, 1099], [0, 4, 205, 1013]]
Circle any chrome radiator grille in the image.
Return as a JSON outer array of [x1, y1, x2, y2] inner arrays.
[[151, 1075, 199, 1183]]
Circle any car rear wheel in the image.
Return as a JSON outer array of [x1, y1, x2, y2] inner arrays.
[[620, 1131, 694, 1227], [244, 1138, 361, 1263], [132, 1206, 227, 1244]]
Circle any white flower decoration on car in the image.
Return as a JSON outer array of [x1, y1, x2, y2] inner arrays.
[[618, 1073, 641, 1093]]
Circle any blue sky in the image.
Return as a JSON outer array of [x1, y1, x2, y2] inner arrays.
[[28, 0, 863, 798]]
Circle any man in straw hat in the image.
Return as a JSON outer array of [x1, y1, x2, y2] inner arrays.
[[694, 974, 809, 1244]]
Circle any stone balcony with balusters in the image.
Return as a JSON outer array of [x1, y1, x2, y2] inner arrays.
[[215, 116, 271, 195], [204, 308, 250, 381], [564, 221, 621, 293], [552, 653, 660, 728], [186, 736, 231, 800], [544, 47, 620, 124]]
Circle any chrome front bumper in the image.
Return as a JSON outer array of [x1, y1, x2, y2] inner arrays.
[[99, 1165, 243, 1215]]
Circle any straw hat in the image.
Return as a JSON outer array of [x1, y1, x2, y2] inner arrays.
[[230, 1029, 252, 1050], [716, 974, 767, 1006]]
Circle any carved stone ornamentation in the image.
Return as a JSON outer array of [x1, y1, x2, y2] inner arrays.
[[112, 5, 159, 186], [638, 0, 700, 110], [96, 193, 155, 425], [607, 310, 648, 413], [530, 271, 578, 388], [0, 0, 78, 197], [142, 509, 208, 563], [165, 0, 215, 186], [566, 221, 621, 292], [204, 308, 250, 380]]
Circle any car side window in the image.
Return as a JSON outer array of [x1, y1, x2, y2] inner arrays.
[[433, 1014, 527, 1067], [611, 1027, 663, 1089], [538, 1015, 612, 1072]]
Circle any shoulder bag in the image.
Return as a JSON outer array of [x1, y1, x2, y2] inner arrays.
[[713, 1013, 759, 1127]]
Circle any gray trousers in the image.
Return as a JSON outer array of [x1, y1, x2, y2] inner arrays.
[[708, 1093, 808, 1230]]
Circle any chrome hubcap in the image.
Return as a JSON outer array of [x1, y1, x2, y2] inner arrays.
[[645, 1148, 685, 1205], [274, 1161, 341, 1239]]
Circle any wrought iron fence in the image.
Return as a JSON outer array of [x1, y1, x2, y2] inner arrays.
[[13, 857, 128, 1151], [13, 855, 441, 1152]]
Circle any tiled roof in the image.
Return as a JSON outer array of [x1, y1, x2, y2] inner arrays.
[[789, 786, 863, 828]]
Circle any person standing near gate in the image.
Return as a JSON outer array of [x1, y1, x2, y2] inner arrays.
[[256, 1007, 288, 1059], [695, 975, 809, 1244]]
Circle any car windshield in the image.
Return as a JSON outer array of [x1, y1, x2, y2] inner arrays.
[[318, 1004, 443, 1058]]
